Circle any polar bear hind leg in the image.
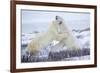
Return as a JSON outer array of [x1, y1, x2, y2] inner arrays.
[[27, 38, 40, 54]]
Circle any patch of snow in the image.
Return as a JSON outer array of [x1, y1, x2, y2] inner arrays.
[[21, 33, 38, 45], [63, 55, 90, 61]]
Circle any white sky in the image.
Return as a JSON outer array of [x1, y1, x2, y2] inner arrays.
[[21, 10, 90, 33]]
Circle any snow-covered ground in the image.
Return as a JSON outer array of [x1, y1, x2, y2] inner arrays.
[[21, 28, 90, 62]]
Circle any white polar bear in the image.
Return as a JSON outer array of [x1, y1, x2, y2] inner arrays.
[[27, 16, 80, 54]]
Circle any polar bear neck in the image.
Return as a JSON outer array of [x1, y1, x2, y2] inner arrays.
[[57, 23, 61, 33]]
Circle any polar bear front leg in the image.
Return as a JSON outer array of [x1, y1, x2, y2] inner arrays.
[[55, 32, 68, 41], [62, 37, 80, 50], [56, 32, 80, 50], [27, 39, 40, 55]]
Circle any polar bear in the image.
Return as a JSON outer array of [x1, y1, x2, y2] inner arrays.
[[27, 16, 80, 54]]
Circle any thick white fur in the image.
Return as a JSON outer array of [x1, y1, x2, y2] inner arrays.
[[27, 16, 80, 54]]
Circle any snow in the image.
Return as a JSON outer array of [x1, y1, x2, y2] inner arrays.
[[63, 55, 90, 61]]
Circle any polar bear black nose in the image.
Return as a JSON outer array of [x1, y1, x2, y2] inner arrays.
[[59, 21, 62, 24]]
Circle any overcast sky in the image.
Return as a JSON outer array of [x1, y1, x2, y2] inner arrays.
[[21, 9, 90, 33]]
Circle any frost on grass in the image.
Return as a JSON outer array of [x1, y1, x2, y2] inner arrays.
[[21, 41, 90, 62]]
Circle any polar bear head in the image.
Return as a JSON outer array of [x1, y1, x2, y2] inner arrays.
[[55, 16, 66, 33], [55, 16, 63, 25]]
